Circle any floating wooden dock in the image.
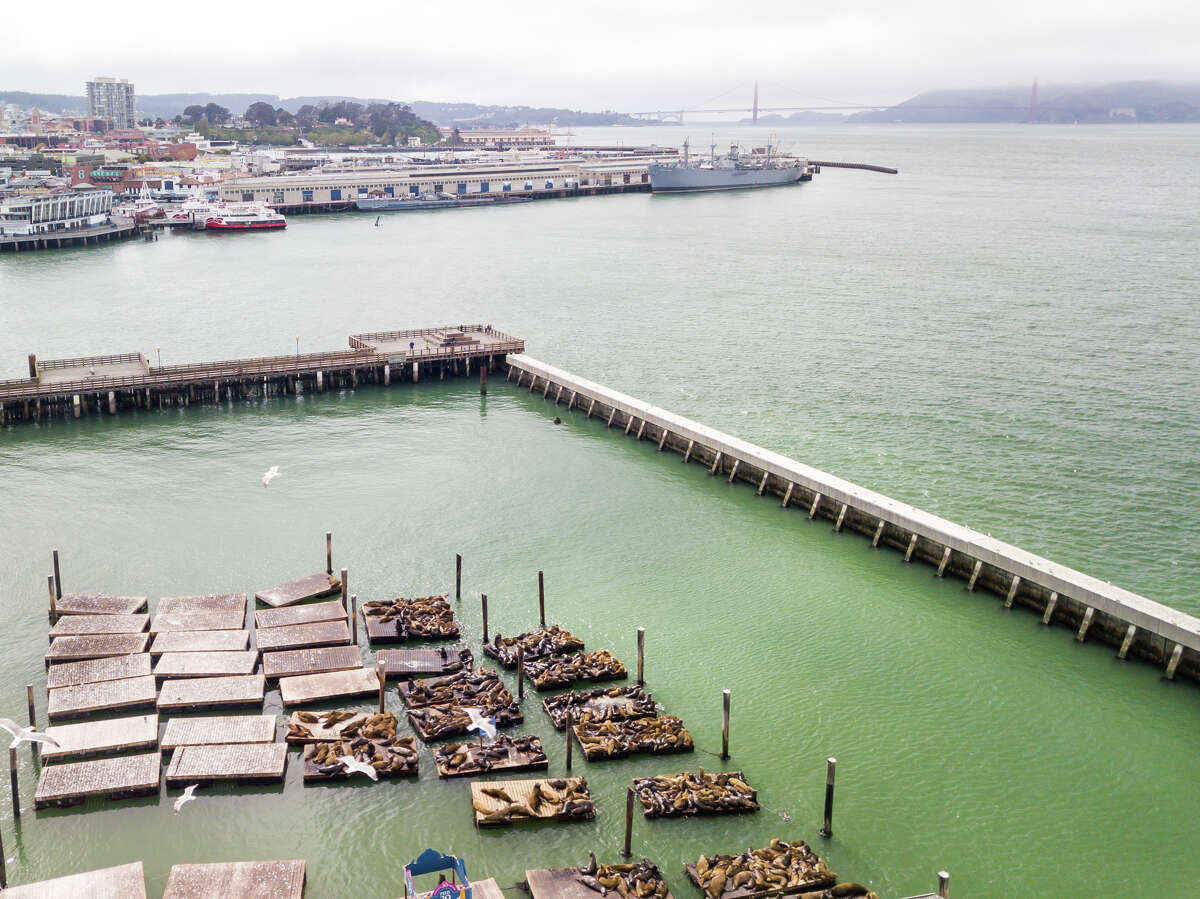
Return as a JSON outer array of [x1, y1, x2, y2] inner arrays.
[[2, 861, 148, 898], [402, 878, 504, 899], [48, 613, 149, 636], [434, 735, 548, 778], [47, 674, 158, 721], [301, 735, 418, 780], [573, 716, 694, 761], [255, 573, 341, 609], [361, 595, 459, 644], [683, 839, 836, 897], [633, 770, 758, 817], [255, 600, 346, 629], [150, 630, 250, 654], [164, 742, 287, 785], [543, 685, 657, 730], [53, 593, 148, 616], [408, 702, 523, 742], [255, 620, 351, 652], [262, 645, 361, 680], [40, 714, 159, 762], [526, 865, 673, 899], [46, 653, 152, 689], [157, 593, 248, 614], [162, 859, 305, 898], [523, 650, 627, 691], [278, 667, 378, 707], [157, 674, 265, 711], [151, 609, 246, 633], [482, 626, 585, 668], [161, 715, 277, 752], [398, 668, 515, 710], [285, 710, 370, 743], [469, 776, 595, 827], [33, 752, 160, 808], [377, 647, 472, 679], [45, 632, 149, 663], [153, 651, 260, 679]]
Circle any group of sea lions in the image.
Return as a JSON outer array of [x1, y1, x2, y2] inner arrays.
[[401, 667, 515, 710], [434, 733, 547, 777], [286, 709, 374, 743], [471, 777, 595, 825], [575, 852, 669, 898], [632, 768, 759, 818], [543, 685, 658, 729], [363, 594, 460, 640], [303, 733, 419, 779], [482, 625, 585, 668], [523, 649, 628, 690], [574, 715, 694, 760], [687, 838, 858, 899], [407, 700, 523, 741]]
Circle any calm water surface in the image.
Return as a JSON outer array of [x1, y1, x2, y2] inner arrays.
[[0, 124, 1197, 897]]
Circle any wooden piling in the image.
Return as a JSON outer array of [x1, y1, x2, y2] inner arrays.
[[1076, 607, 1094, 643], [720, 689, 731, 760], [808, 492, 822, 519], [636, 627, 645, 686], [621, 786, 635, 858], [517, 645, 525, 700], [10, 747, 19, 819], [325, 531, 332, 575], [727, 459, 740, 483], [481, 594, 489, 643], [26, 684, 36, 737], [834, 503, 847, 532], [538, 571, 546, 628], [565, 709, 573, 770], [966, 560, 982, 591], [0, 822, 5, 888], [480, 364, 487, 395], [456, 553, 462, 601], [757, 471, 769, 495], [376, 659, 387, 713], [818, 757, 835, 838], [48, 574, 57, 622], [350, 595, 358, 645], [52, 549, 62, 600], [340, 568, 348, 613], [781, 482, 794, 508], [937, 871, 950, 898], [903, 533, 918, 562]]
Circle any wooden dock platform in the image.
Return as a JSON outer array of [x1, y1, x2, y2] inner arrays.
[[255, 620, 351, 652], [377, 647, 472, 679], [157, 593, 247, 615], [151, 609, 246, 633], [46, 653, 152, 689], [523, 650, 627, 691], [150, 630, 250, 655], [40, 714, 159, 762], [399, 878, 504, 899], [164, 742, 287, 785], [398, 668, 515, 710], [255, 572, 341, 609], [301, 736, 418, 780], [47, 675, 158, 721], [434, 734, 548, 778], [262, 645, 361, 680], [45, 632, 150, 663], [153, 651, 259, 679], [2, 861, 148, 898], [278, 667, 378, 706], [526, 865, 673, 899], [53, 593, 148, 616], [683, 840, 836, 897], [48, 613, 149, 636], [162, 859, 305, 899], [285, 710, 371, 743], [33, 752, 160, 808], [161, 715, 277, 752], [542, 685, 657, 730], [157, 674, 265, 711], [469, 776, 595, 827], [255, 600, 345, 629]]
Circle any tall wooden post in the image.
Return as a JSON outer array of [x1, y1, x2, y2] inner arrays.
[[937, 871, 950, 898], [621, 786, 635, 857], [720, 689, 731, 760], [455, 554, 462, 602], [52, 549, 62, 600], [636, 627, 645, 685], [325, 531, 332, 574], [481, 594, 488, 644], [538, 570, 546, 628], [376, 659, 387, 713], [480, 364, 487, 395], [517, 645, 525, 700], [9, 748, 19, 819], [340, 568, 348, 613], [819, 758, 836, 838], [350, 595, 358, 645], [47, 574, 57, 623]]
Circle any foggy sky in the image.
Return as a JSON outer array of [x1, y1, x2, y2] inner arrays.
[[5, 0, 1199, 111]]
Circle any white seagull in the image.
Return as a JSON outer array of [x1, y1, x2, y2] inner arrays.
[[465, 708, 497, 741], [0, 718, 59, 749], [336, 755, 379, 782], [261, 465, 282, 487], [173, 783, 199, 814]]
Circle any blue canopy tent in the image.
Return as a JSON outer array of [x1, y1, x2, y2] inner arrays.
[[404, 849, 473, 899]]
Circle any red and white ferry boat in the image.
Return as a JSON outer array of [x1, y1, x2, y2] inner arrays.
[[204, 201, 286, 231]]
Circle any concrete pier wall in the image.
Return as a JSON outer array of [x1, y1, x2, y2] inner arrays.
[[505, 353, 1200, 682]]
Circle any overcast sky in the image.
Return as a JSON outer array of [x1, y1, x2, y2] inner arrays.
[[5, 0, 1199, 110]]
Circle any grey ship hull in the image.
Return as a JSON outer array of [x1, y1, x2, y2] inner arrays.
[[648, 163, 806, 193]]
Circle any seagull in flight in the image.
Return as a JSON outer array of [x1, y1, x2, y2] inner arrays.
[[337, 755, 379, 781], [465, 708, 497, 741], [0, 718, 59, 749], [173, 783, 199, 814], [261, 465, 282, 487]]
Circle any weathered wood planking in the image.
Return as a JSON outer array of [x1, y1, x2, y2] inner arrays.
[[2, 861, 148, 898], [157, 593, 247, 614], [150, 609, 246, 633], [149, 630, 250, 655], [255, 600, 346, 629], [47, 675, 158, 721], [278, 667, 378, 707], [49, 614, 149, 636], [157, 674, 265, 711], [54, 593, 148, 616], [162, 860, 305, 899], [262, 645, 361, 680], [164, 742, 287, 785], [526, 867, 674, 899], [377, 647, 472, 678], [40, 714, 159, 763], [33, 752, 160, 808], [153, 651, 259, 679], [469, 777, 594, 827], [255, 571, 341, 608], [161, 715, 277, 752], [46, 633, 150, 663], [46, 653, 152, 689], [255, 620, 351, 652], [396, 877, 505, 899]]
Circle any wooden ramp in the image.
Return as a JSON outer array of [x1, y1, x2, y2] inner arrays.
[[278, 667, 377, 707], [2, 861, 148, 898], [157, 593, 247, 614], [255, 572, 341, 608], [255, 600, 346, 629], [150, 630, 250, 655], [163, 859, 305, 899], [161, 715, 277, 752], [151, 609, 246, 633], [377, 647, 472, 679], [158, 674, 265, 711], [40, 714, 159, 763], [49, 613, 149, 636], [55, 593, 148, 616], [33, 752, 160, 808], [153, 651, 259, 679], [262, 645, 361, 680], [255, 620, 350, 652], [47, 675, 158, 721], [526, 867, 673, 899], [164, 742, 287, 785], [46, 653, 152, 689], [46, 633, 150, 664]]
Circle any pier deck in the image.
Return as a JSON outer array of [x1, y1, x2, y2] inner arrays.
[[2, 861, 148, 898], [377, 647, 472, 678], [255, 600, 346, 629], [255, 620, 351, 652], [262, 645, 362, 680], [33, 752, 160, 808], [150, 630, 250, 654], [153, 651, 259, 679], [164, 742, 287, 785], [40, 714, 159, 762], [46, 653, 152, 689], [157, 593, 247, 614], [53, 593, 148, 616], [45, 633, 150, 663], [161, 714, 277, 752], [255, 573, 342, 609], [47, 675, 158, 721], [151, 609, 245, 633], [401, 878, 504, 899], [162, 860, 305, 899], [48, 613, 149, 636], [469, 776, 594, 827], [157, 674, 265, 711], [526, 867, 673, 899], [278, 667, 377, 706]]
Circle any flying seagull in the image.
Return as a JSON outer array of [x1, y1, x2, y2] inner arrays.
[[173, 783, 199, 814], [261, 465, 281, 487], [0, 718, 59, 749], [337, 755, 379, 781], [465, 708, 497, 741]]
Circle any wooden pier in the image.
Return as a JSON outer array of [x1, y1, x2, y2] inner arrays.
[[151, 630, 250, 654], [162, 859, 305, 898], [157, 674, 265, 711], [46, 653, 151, 689], [153, 651, 260, 679], [47, 674, 158, 721], [151, 609, 245, 633], [164, 742, 287, 785], [40, 714, 159, 762], [157, 593, 247, 614], [45, 633, 150, 663], [377, 647, 472, 679], [0, 216, 140, 253], [255, 600, 346, 629], [255, 573, 343, 609], [52, 593, 147, 616], [161, 715, 277, 752], [48, 613, 149, 636], [2, 861, 148, 898], [262, 645, 361, 680], [278, 667, 378, 706], [255, 620, 351, 653], [33, 752, 160, 808]]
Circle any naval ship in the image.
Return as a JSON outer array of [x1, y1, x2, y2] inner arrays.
[[648, 140, 811, 193]]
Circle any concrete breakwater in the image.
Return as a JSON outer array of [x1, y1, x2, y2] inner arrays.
[[505, 354, 1200, 683]]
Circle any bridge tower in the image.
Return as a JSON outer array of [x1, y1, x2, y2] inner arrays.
[[752, 81, 759, 125]]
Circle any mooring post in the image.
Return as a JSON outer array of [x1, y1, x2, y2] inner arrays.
[[1041, 592, 1059, 625], [1117, 624, 1136, 661], [966, 560, 983, 591], [9, 747, 19, 819], [0, 824, 6, 888], [636, 627, 645, 686], [538, 570, 546, 628], [350, 595, 358, 645], [622, 786, 635, 858], [1004, 575, 1021, 609], [375, 658, 386, 713], [1165, 643, 1184, 680], [52, 548, 62, 600], [720, 689, 731, 760], [517, 645, 525, 700], [325, 531, 333, 575], [937, 546, 952, 577], [456, 553, 462, 601], [937, 871, 950, 898], [481, 594, 488, 644], [819, 757, 836, 838], [25, 684, 35, 733], [340, 568, 348, 614], [1076, 607, 1094, 643], [480, 364, 487, 395], [47, 574, 57, 622], [903, 533, 918, 562]]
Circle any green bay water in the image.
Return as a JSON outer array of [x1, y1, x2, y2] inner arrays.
[[0, 125, 1197, 896]]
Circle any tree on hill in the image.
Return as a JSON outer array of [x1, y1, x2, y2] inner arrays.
[[317, 100, 364, 125], [245, 101, 278, 126], [275, 108, 294, 126], [203, 102, 231, 124], [182, 104, 205, 123]]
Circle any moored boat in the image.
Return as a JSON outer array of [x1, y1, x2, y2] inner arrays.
[[204, 202, 286, 231], [649, 140, 811, 193]]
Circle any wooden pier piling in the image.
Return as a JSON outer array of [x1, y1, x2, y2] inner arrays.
[[938, 871, 950, 897], [376, 659, 386, 713], [351, 595, 358, 644], [26, 684, 36, 745], [538, 571, 546, 627], [52, 549, 62, 600], [636, 627, 645, 686], [481, 364, 487, 395], [340, 567, 348, 613], [622, 786, 635, 857], [565, 709, 573, 770], [47, 574, 57, 622], [456, 553, 462, 601], [0, 823, 6, 888], [326, 531, 332, 574], [720, 689, 731, 760], [819, 757, 836, 838], [517, 645, 525, 700], [10, 747, 20, 819], [482, 594, 489, 643]]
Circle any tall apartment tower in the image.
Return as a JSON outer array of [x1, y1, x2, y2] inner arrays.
[[86, 77, 137, 129]]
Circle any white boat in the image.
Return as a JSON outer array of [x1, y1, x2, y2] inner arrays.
[[113, 182, 164, 221], [204, 202, 286, 232]]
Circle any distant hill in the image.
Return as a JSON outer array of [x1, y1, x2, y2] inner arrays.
[[740, 111, 847, 125], [847, 81, 1200, 123], [0, 91, 87, 114], [410, 101, 641, 127]]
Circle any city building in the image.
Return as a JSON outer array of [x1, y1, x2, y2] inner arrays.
[[449, 127, 555, 148], [86, 77, 137, 129], [0, 189, 114, 236]]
